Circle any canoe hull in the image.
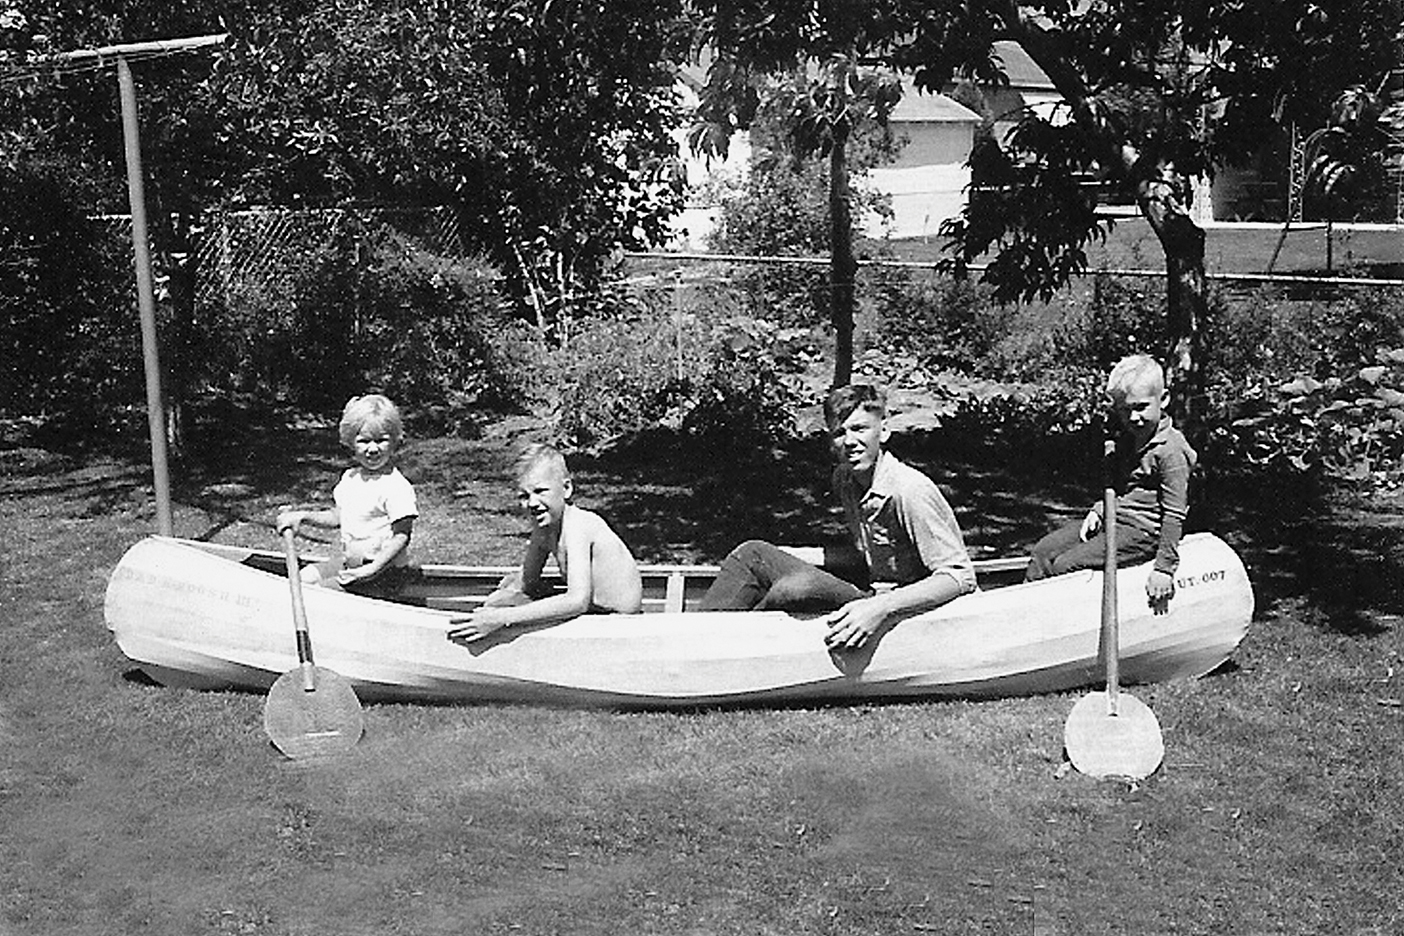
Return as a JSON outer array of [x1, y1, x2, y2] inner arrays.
[[104, 534, 1252, 707]]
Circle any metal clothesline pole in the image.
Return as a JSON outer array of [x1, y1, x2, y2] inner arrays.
[[34, 33, 227, 536], [116, 54, 172, 536]]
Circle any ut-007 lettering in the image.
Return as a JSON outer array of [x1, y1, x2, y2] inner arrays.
[[1175, 568, 1227, 590]]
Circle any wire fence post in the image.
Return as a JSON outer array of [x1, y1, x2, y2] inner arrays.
[[673, 269, 685, 381]]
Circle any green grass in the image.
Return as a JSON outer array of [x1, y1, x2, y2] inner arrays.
[[2, 429, 1401, 936]]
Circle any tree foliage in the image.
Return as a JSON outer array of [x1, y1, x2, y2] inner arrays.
[[0, 156, 138, 430], [686, 0, 1404, 426], [1, 0, 235, 441], [707, 72, 896, 327], [1302, 55, 1404, 219], [214, 0, 692, 330], [0, 0, 700, 439], [686, 6, 908, 387]]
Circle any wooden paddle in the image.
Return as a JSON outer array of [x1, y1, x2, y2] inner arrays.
[[1063, 447, 1165, 780], [263, 528, 364, 759]]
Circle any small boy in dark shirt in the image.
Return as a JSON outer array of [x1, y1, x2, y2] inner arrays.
[[1024, 354, 1197, 607]]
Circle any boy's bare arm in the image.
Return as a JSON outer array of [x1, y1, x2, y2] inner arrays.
[[518, 532, 553, 599], [448, 514, 605, 640], [338, 517, 412, 584], [276, 506, 339, 533]]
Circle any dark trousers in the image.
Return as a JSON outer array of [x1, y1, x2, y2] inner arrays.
[[1024, 518, 1157, 582], [342, 563, 423, 603], [698, 540, 866, 612]]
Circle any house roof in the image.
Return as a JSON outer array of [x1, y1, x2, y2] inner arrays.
[[675, 41, 1054, 114], [889, 86, 982, 123], [992, 40, 1056, 90]]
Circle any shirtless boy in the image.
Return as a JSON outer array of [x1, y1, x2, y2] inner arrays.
[[447, 443, 642, 641]]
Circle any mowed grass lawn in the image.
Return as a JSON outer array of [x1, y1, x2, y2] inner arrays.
[[2, 422, 1402, 936], [883, 216, 1404, 277]]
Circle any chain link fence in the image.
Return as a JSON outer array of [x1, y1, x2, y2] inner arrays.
[[190, 206, 471, 309]]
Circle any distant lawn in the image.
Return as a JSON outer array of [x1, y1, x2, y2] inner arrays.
[[2, 425, 1401, 935], [878, 215, 1404, 278]]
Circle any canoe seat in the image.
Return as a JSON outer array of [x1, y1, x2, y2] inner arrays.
[[426, 577, 691, 615]]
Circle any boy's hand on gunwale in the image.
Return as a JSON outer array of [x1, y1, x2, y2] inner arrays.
[[1145, 569, 1175, 614], [336, 565, 374, 587], [822, 596, 886, 651], [447, 608, 511, 643]]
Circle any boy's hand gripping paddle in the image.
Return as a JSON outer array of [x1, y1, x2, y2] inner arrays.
[[1063, 441, 1165, 780], [263, 528, 364, 759]]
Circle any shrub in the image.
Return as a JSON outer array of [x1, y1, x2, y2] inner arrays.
[[204, 217, 515, 432], [547, 285, 816, 456], [1201, 284, 1404, 484], [0, 162, 144, 442], [870, 269, 1014, 374], [1211, 348, 1404, 484], [869, 268, 1167, 385]]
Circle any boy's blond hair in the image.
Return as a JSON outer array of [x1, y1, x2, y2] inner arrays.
[[339, 394, 404, 449], [1106, 355, 1165, 399], [514, 442, 569, 484]]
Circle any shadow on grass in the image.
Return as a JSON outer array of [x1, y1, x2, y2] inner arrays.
[[1197, 468, 1404, 636], [10, 409, 1401, 637], [587, 424, 1404, 639]]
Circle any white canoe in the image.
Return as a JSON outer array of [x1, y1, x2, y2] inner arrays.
[[104, 533, 1252, 707]]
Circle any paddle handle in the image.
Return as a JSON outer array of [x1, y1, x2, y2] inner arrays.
[[281, 528, 317, 691], [1102, 484, 1120, 714]]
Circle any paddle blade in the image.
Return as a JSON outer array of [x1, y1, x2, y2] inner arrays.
[[1063, 690, 1164, 780], [263, 665, 364, 760]]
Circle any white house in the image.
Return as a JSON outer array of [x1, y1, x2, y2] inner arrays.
[[862, 87, 982, 240], [669, 123, 750, 250], [670, 42, 1074, 248], [668, 79, 981, 248]]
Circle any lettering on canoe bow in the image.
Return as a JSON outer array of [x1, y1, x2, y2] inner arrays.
[[1175, 568, 1228, 591], [113, 564, 258, 609]]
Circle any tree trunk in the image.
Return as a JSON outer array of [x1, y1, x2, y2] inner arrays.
[[1138, 165, 1207, 437], [829, 122, 856, 389]]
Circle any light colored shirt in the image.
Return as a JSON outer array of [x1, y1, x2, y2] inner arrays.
[[833, 452, 977, 594], [333, 467, 418, 567]]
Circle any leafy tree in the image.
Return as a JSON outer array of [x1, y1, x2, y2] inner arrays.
[[215, 0, 691, 334], [0, 0, 238, 446], [707, 70, 896, 329], [0, 154, 138, 431], [688, 15, 902, 387], [2, 0, 697, 441], [687, 0, 1403, 428], [1302, 58, 1404, 220]]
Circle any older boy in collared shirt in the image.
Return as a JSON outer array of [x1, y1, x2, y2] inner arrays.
[[1024, 354, 1197, 607], [698, 384, 976, 651]]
